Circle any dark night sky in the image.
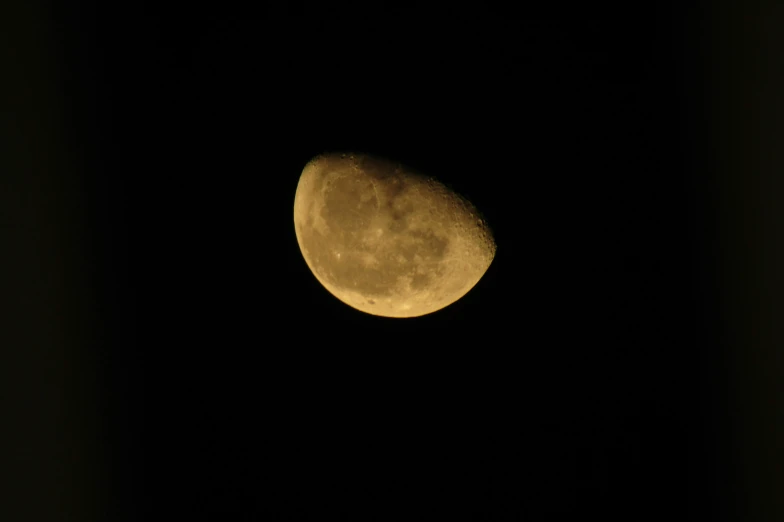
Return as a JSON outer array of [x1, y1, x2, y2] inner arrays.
[[13, 1, 782, 521]]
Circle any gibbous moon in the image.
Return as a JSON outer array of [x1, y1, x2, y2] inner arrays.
[[293, 152, 496, 318]]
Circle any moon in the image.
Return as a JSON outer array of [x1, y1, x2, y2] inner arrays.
[[293, 152, 496, 318]]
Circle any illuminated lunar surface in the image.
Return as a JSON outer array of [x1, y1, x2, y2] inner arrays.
[[293, 152, 496, 318]]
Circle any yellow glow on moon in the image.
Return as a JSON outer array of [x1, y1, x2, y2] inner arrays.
[[293, 152, 496, 318]]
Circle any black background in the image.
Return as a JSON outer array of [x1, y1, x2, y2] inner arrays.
[[9, 1, 750, 521]]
